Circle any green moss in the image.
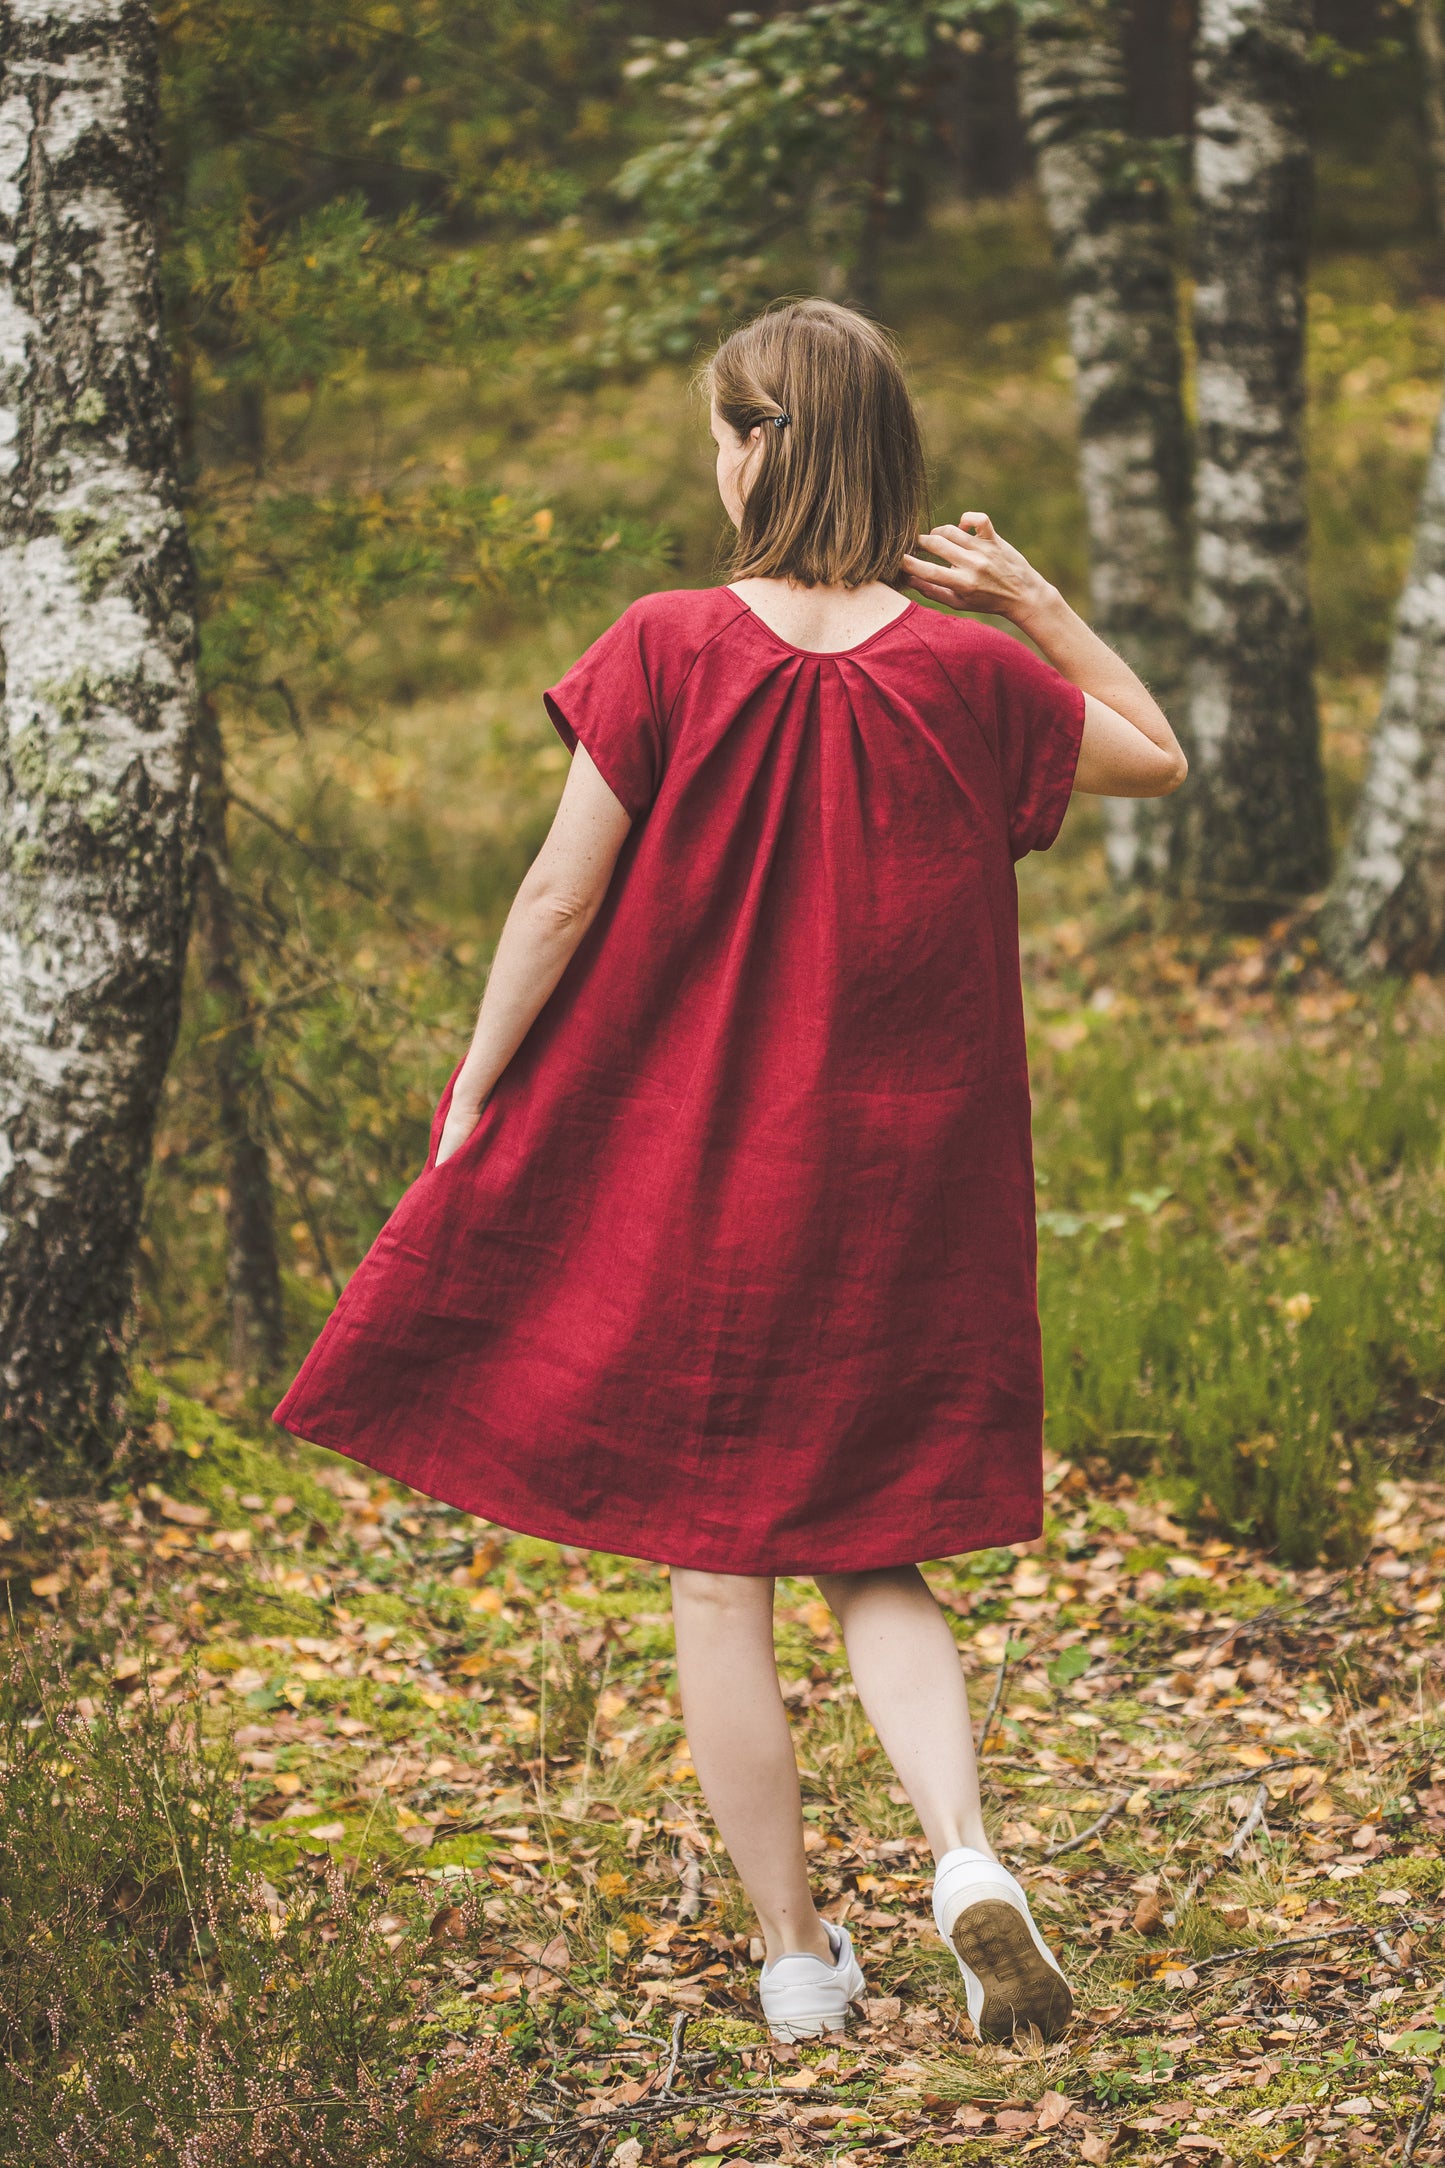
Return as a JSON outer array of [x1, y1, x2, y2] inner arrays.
[[128, 1372, 340, 1531], [347, 1590, 414, 1626], [1336, 1855, 1445, 1909], [228, 1584, 332, 1637]]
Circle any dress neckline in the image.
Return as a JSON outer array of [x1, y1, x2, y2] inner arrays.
[[726, 588, 917, 658]]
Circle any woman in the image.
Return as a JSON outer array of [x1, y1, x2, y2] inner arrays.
[[275, 298, 1186, 2044]]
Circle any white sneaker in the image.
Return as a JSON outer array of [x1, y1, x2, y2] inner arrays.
[[758, 1921, 866, 2042], [932, 1847, 1073, 2042]]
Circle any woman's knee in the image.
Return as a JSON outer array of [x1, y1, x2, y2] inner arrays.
[[670, 1567, 774, 1617], [815, 1562, 924, 1620]]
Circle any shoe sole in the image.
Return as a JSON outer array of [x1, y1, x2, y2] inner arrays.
[[949, 1899, 1074, 2043], [766, 2015, 849, 2043]]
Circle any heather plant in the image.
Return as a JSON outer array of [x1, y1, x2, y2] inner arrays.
[[0, 1644, 521, 2164]]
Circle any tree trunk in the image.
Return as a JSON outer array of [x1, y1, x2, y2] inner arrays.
[[1183, 0, 1330, 917], [193, 693, 285, 1382], [1017, 4, 1192, 883], [1320, 378, 1445, 977], [1415, 0, 1445, 240], [0, 0, 199, 1473]]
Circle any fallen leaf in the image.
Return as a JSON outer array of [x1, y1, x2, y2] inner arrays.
[[1079, 2135, 1111, 2164], [30, 1573, 64, 1598], [1037, 2091, 1074, 2131], [307, 1821, 345, 1842], [157, 1496, 209, 1527], [1133, 1891, 1166, 1935]]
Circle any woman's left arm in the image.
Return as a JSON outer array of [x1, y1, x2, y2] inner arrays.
[[435, 746, 632, 1165], [903, 515, 1188, 799]]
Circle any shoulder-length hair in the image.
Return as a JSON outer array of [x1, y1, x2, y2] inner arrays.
[[703, 298, 928, 589]]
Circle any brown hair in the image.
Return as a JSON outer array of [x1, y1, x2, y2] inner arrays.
[[704, 299, 928, 589]]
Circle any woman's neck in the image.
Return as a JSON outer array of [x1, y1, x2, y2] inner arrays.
[[728, 577, 911, 655]]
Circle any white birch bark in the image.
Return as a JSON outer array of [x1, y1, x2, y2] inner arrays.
[[1184, 0, 1330, 913], [1321, 380, 1445, 977], [1018, 4, 1191, 883], [0, 0, 198, 1469]]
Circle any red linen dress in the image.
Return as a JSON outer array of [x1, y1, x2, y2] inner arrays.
[[274, 588, 1084, 1574]]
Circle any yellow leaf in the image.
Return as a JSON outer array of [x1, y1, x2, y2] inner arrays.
[[0, 1517, 13, 1543], [273, 1773, 303, 1796], [279, 1680, 307, 1709], [30, 1573, 64, 1599], [530, 507, 554, 538], [605, 1925, 630, 1957], [596, 1871, 629, 1900]]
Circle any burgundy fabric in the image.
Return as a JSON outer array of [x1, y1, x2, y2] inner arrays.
[[274, 589, 1085, 1573]]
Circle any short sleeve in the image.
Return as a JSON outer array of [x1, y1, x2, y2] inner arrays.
[[543, 605, 664, 820], [995, 637, 1086, 860]]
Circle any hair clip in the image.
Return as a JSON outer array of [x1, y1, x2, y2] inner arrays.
[[769, 412, 791, 429]]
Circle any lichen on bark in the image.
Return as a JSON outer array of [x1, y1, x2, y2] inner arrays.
[[1182, 0, 1330, 917], [1018, 1, 1191, 884], [0, 0, 199, 1472]]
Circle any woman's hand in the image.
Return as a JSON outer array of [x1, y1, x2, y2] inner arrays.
[[902, 514, 1057, 630], [435, 1093, 483, 1168]]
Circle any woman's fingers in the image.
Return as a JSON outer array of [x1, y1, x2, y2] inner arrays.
[[913, 532, 979, 572]]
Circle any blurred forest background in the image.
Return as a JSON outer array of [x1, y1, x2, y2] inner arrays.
[[143, 0, 1444, 1563]]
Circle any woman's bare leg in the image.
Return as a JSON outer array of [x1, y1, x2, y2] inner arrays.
[[670, 1568, 833, 1964], [815, 1564, 993, 1862]]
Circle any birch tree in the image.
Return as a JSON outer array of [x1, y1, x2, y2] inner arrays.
[[1018, 1, 1191, 883], [0, 0, 198, 1470], [1321, 383, 1445, 977], [1184, 0, 1331, 912]]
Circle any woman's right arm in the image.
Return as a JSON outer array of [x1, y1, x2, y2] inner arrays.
[[903, 515, 1188, 799], [435, 745, 632, 1164]]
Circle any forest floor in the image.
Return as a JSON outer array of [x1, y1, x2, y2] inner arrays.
[[8, 1351, 1445, 2165]]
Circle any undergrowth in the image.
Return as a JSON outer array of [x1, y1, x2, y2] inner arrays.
[[0, 1644, 520, 2164]]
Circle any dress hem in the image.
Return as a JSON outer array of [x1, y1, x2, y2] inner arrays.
[[271, 1405, 1043, 1576]]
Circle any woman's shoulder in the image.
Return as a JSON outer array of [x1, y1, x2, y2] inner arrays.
[[905, 606, 1031, 675], [620, 584, 748, 644]]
